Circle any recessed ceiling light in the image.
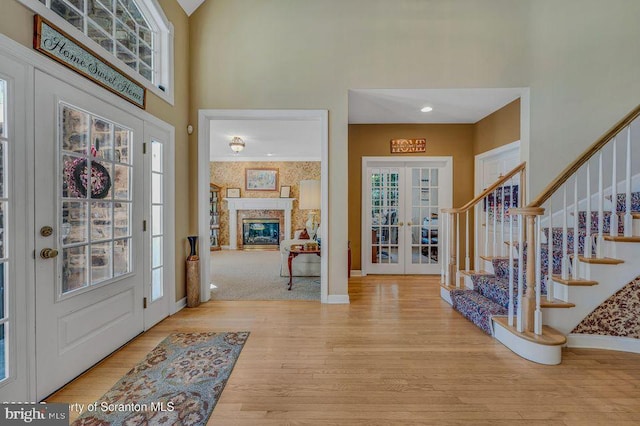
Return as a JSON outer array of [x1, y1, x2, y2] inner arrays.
[[421, 106, 433, 113], [266, 153, 274, 157]]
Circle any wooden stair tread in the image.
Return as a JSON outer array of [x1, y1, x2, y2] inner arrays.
[[492, 317, 566, 346], [603, 235, 640, 242], [540, 298, 575, 308], [551, 275, 598, 286], [479, 255, 509, 262], [459, 270, 492, 276], [577, 256, 624, 264], [633, 212, 640, 219]]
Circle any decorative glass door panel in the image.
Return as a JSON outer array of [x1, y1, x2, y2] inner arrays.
[[406, 167, 441, 274], [364, 159, 451, 275], [60, 104, 133, 296], [150, 140, 163, 302], [368, 167, 404, 274]]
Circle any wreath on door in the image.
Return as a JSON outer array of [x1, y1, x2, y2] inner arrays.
[[63, 156, 112, 199]]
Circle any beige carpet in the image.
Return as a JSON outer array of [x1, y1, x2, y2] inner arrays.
[[210, 250, 320, 301]]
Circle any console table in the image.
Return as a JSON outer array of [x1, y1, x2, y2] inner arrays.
[[287, 248, 321, 290]]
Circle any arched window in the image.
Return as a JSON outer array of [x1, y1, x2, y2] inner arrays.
[[28, 0, 173, 101]]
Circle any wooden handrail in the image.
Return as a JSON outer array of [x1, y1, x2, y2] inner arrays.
[[442, 162, 526, 214], [529, 104, 640, 207]]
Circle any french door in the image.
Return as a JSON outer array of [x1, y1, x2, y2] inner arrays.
[[363, 158, 452, 275], [34, 71, 145, 399]]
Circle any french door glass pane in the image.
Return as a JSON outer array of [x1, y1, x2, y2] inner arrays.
[[410, 168, 440, 265], [152, 267, 162, 300], [0, 80, 5, 138], [0, 79, 7, 383], [60, 103, 134, 295]]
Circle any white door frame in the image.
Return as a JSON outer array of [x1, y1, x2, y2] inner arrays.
[[361, 156, 453, 276], [197, 109, 329, 303], [0, 33, 176, 400], [474, 140, 521, 196]]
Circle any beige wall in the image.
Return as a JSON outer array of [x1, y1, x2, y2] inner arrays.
[[210, 161, 321, 246], [474, 99, 521, 156], [1, 0, 191, 301], [348, 124, 474, 270], [190, 0, 530, 296]]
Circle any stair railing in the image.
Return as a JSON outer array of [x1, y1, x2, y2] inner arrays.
[[512, 104, 640, 335], [442, 162, 527, 291]]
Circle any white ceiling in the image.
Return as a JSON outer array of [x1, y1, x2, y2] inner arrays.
[[210, 119, 322, 162], [348, 88, 523, 124]]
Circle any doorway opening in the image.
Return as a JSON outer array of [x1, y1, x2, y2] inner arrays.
[[197, 110, 329, 303]]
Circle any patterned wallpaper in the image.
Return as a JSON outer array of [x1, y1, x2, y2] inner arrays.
[[210, 161, 321, 246], [572, 276, 640, 339]]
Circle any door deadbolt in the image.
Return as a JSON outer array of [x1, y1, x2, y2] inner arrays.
[[40, 248, 59, 259], [40, 226, 54, 237]]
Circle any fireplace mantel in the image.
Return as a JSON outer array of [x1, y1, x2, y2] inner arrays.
[[224, 198, 296, 249]]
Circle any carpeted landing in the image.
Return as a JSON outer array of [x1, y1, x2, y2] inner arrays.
[[210, 250, 320, 301]]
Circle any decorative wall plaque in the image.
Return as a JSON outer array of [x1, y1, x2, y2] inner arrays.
[[33, 15, 146, 109], [390, 138, 427, 154]]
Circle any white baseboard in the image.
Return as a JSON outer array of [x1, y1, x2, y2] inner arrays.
[[350, 270, 362, 277], [567, 333, 640, 354], [221, 245, 231, 250], [174, 297, 186, 313], [326, 294, 350, 304]]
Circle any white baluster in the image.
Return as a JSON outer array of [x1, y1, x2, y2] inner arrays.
[[485, 196, 489, 261], [474, 204, 480, 271], [456, 212, 460, 287], [442, 211, 447, 284], [535, 218, 543, 335], [508, 207, 514, 327], [585, 162, 592, 258], [572, 176, 579, 279], [465, 210, 470, 271], [492, 190, 497, 257], [624, 126, 633, 237], [611, 137, 619, 237], [500, 184, 505, 257], [516, 214, 524, 333], [597, 151, 604, 257], [562, 186, 569, 280], [547, 199, 553, 302]]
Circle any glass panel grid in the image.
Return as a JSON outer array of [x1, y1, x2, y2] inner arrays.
[[0, 78, 7, 382], [150, 141, 163, 301], [60, 103, 133, 295], [410, 168, 440, 265], [47, 0, 157, 84]]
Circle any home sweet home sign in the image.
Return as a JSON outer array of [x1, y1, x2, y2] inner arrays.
[[390, 138, 427, 153], [34, 15, 146, 109]]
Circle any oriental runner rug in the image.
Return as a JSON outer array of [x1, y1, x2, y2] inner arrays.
[[72, 332, 249, 426]]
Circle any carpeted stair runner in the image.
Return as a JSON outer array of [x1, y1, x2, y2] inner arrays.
[[449, 192, 640, 335]]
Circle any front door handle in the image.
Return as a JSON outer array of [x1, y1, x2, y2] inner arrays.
[[40, 248, 59, 259]]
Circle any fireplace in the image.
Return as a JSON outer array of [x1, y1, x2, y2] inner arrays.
[[242, 218, 280, 249]]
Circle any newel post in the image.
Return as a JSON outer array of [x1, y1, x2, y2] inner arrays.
[[511, 207, 544, 332], [443, 209, 457, 286]]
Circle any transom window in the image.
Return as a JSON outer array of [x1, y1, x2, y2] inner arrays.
[[38, 0, 164, 87]]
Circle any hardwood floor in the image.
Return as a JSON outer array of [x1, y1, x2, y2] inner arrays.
[[47, 276, 640, 425]]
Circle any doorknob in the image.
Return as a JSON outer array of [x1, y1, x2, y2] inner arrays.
[[398, 222, 404, 226], [40, 248, 59, 259], [407, 222, 413, 226]]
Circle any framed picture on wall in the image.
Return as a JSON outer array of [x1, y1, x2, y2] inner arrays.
[[246, 168, 279, 191], [226, 188, 240, 198], [280, 186, 291, 198]]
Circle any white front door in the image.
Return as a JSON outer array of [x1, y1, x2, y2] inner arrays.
[[34, 71, 144, 399], [0, 53, 30, 400], [364, 158, 452, 275]]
